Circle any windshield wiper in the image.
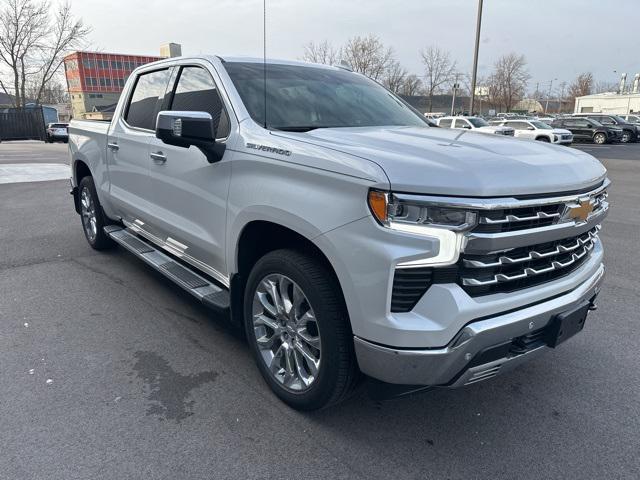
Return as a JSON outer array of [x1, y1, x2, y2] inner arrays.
[[270, 126, 321, 132]]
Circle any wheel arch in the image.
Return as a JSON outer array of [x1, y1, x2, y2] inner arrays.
[[229, 220, 347, 329], [71, 159, 92, 214]]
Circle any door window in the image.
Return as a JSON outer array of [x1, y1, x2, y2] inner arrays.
[[170, 66, 230, 138], [454, 118, 469, 128], [125, 69, 171, 130], [593, 116, 613, 125]]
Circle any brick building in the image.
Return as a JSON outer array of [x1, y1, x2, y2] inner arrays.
[[63, 51, 164, 119]]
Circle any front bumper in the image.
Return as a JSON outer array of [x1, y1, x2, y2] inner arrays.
[[354, 262, 604, 386]]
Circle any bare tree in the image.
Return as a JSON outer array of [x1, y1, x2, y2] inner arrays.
[[301, 40, 341, 65], [568, 72, 593, 105], [0, 0, 89, 107], [420, 46, 456, 112], [399, 74, 422, 96], [342, 34, 394, 81], [593, 80, 617, 94], [382, 60, 407, 93], [490, 53, 529, 112]]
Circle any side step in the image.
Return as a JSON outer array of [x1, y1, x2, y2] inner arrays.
[[105, 226, 230, 313]]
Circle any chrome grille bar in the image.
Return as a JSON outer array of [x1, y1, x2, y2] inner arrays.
[[461, 232, 598, 287], [463, 227, 600, 269], [479, 210, 560, 225]]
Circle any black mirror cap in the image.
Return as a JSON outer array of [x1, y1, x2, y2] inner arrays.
[[156, 111, 225, 163]]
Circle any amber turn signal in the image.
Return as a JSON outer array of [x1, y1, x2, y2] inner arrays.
[[368, 190, 388, 224]]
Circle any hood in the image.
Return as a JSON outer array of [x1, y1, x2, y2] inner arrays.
[[551, 128, 572, 135], [273, 126, 606, 197]]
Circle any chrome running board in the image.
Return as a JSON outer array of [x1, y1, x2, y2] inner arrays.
[[104, 225, 230, 313]]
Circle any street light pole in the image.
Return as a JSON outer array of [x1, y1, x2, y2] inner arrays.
[[469, 0, 483, 115], [450, 73, 459, 115]]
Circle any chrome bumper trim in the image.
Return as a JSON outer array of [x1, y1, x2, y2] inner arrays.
[[354, 263, 605, 386]]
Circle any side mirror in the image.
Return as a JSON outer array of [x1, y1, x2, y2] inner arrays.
[[527, 126, 535, 130], [156, 111, 226, 163]]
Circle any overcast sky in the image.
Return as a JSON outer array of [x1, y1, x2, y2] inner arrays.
[[69, 0, 638, 93]]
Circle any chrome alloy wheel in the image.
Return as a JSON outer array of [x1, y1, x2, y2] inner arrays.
[[252, 274, 321, 391], [80, 186, 98, 242]]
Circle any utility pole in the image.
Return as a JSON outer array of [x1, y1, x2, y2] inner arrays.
[[469, 0, 483, 115], [451, 73, 460, 115], [544, 78, 557, 114]]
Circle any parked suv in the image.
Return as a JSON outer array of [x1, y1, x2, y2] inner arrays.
[[499, 119, 573, 145], [45, 123, 69, 143], [573, 114, 638, 143], [552, 117, 622, 144], [436, 116, 515, 136], [68, 56, 608, 410]]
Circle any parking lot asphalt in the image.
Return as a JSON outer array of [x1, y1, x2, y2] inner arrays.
[[1, 140, 639, 480]]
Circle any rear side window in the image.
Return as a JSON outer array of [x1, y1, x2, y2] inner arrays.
[[439, 118, 452, 127], [125, 69, 170, 130], [170, 66, 230, 138]]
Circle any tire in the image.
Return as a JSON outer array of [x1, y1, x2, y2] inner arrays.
[[620, 131, 631, 143], [243, 249, 359, 410], [78, 176, 115, 250], [536, 136, 550, 142], [593, 132, 607, 144]]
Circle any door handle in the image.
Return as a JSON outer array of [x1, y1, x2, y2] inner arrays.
[[150, 151, 167, 164], [107, 142, 119, 151]]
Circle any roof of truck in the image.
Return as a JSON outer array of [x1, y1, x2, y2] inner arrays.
[[218, 55, 343, 70]]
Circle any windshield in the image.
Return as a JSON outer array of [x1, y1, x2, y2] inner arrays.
[[224, 62, 427, 131], [610, 115, 627, 123], [468, 117, 488, 127], [530, 121, 552, 130]]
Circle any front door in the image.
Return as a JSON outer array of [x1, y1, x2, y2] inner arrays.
[[107, 67, 171, 225], [146, 64, 234, 284]]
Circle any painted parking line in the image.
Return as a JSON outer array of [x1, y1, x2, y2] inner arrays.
[[0, 163, 69, 184]]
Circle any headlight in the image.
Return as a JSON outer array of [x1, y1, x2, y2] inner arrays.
[[368, 190, 477, 231], [367, 190, 477, 266]]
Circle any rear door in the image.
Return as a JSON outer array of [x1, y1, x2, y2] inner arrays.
[[146, 62, 234, 283], [107, 67, 171, 224], [509, 121, 534, 139]]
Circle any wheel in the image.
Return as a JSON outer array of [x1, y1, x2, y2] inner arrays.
[[593, 132, 607, 144], [78, 176, 115, 250], [244, 249, 359, 410], [536, 136, 550, 142], [620, 131, 631, 143]]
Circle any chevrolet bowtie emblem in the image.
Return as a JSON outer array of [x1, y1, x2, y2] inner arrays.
[[567, 198, 594, 223]]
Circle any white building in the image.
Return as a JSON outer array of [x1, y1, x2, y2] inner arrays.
[[574, 92, 640, 115]]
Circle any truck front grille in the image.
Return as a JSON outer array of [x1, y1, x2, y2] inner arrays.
[[458, 227, 599, 296], [390, 183, 608, 312]]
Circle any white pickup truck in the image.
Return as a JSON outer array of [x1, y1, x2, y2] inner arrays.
[[68, 55, 608, 410]]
